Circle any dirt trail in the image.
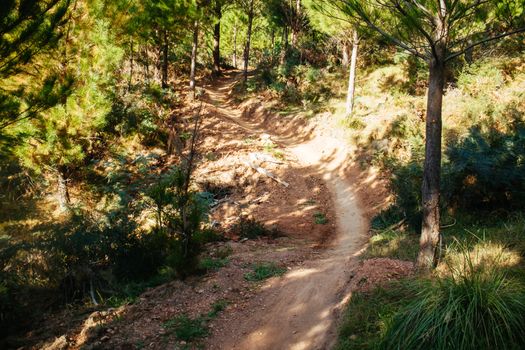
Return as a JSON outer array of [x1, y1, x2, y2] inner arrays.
[[203, 72, 368, 350]]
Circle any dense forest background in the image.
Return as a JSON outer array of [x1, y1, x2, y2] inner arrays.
[[1, 0, 525, 349]]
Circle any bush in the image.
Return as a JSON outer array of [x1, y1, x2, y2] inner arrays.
[[444, 120, 525, 210], [230, 217, 280, 239], [380, 265, 525, 350]]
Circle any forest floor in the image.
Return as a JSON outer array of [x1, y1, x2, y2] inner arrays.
[[29, 71, 414, 350]]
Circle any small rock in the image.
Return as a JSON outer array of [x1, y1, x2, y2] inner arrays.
[[100, 336, 110, 342]]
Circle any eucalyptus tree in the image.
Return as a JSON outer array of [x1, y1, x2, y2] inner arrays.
[[339, 0, 525, 269]]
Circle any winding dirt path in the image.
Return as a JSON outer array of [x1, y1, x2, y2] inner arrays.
[[203, 72, 368, 350]]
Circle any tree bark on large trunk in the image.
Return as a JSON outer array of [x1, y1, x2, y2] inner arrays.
[[345, 30, 359, 116], [417, 54, 445, 270], [212, 3, 222, 76], [242, 0, 254, 84], [190, 20, 199, 98], [162, 31, 169, 89]]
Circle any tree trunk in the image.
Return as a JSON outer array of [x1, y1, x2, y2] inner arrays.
[[128, 39, 134, 90], [57, 170, 71, 212], [342, 41, 349, 66], [190, 20, 199, 98], [232, 24, 237, 68], [212, 3, 222, 76], [280, 26, 288, 65], [417, 55, 445, 270], [144, 45, 150, 83], [291, 0, 301, 47], [161, 31, 169, 89], [345, 30, 359, 115], [243, 0, 254, 84]]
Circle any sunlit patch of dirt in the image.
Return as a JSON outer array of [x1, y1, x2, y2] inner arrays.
[[348, 258, 415, 293]]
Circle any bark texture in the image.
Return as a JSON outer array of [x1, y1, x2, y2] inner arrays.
[[242, 0, 254, 84], [417, 53, 445, 269], [212, 3, 222, 76], [161, 31, 169, 89], [189, 20, 199, 97], [57, 170, 71, 212], [345, 30, 359, 115]]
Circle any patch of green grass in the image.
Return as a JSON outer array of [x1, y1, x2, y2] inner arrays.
[[244, 262, 286, 281], [263, 142, 285, 160], [208, 299, 229, 318], [364, 229, 419, 261], [313, 212, 328, 225], [163, 315, 208, 341], [335, 281, 415, 350], [163, 300, 229, 343], [380, 263, 525, 350], [198, 257, 229, 272]]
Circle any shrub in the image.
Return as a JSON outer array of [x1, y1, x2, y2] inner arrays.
[[231, 217, 280, 239], [444, 120, 525, 210], [380, 265, 525, 350]]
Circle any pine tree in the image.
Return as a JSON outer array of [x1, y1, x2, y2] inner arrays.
[[0, 0, 71, 132], [15, 0, 123, 211], [339, 0, 525, 269]]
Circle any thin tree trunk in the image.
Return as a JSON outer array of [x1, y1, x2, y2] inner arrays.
[[417, 55, 445, 270], [342, 41, 349, 66], [243, 0, 254, 84], [345, 30, 359, 115], [57, 170, 71, 212], [162, 30, 169, 89], [190, 20, 199, 98], [271, 29, 275, 53], [128, 39, 134, 90], [280, 26, 288, 65], [144, 45, 150, 83], [233, 23, 237, 68], [291, 0, 301, 47], [212, 3, 222, 76]]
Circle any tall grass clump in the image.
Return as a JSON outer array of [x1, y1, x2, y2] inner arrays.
[[379, 255, 525, 350]]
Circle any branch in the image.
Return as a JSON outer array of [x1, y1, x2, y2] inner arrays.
[[329, 1, 428, 60], [445, 27, 525, 61]]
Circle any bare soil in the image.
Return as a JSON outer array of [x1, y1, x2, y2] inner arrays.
[[24, 71, 403, 350]]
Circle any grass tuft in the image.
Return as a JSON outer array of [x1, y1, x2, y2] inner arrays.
[[380, 260, 525, 350], [244, 262, 286, 281]]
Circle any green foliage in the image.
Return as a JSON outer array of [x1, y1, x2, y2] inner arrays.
[[163, 300, 228, 342], [380, 266, 525, 350], [313, 212, 328, 225], [0, 0, 72, 133], [198, 257, 229, 272], [336, 282, 414, 350], [444, 119, 525, 210], [244, 262, 286, 281], [365, 229, 419, 261], [208, 299, 229, 318]]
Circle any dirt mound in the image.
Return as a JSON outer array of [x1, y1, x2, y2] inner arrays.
[[349, 258, 415, 292]]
